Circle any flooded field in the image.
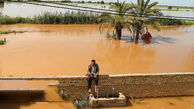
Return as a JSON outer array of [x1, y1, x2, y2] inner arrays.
[[0, 24, 194, 109], [0, 3, 194, 17], [0, 3, 107, 17], [0, 1, 194, 109], [0, 24, 194, 76]]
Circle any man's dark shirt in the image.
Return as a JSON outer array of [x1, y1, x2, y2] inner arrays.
[[88, 64, 99, 74]]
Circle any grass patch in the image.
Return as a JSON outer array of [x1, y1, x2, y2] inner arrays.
[[33, 12, 99, 24], [0, 38, 6, 45], [159, 18, 194, 25], [167, 102, 175, 105], [73, 95, 88, 109], [129, 95, 145, 104], [174, 97, 184, 101], [57, 89, 88, 109], [0, 12, 99, 24], [0, 30, 26, 34], [0, 16, 34, 24], [57, 89, 69, 99]]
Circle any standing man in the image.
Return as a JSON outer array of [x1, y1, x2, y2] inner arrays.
[[87, 60, 99, 93]]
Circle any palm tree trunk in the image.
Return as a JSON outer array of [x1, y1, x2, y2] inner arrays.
[[116, 27, 122, 40], [135, 29, 140, 40]]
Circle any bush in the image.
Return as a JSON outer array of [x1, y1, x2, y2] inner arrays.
[[168, 6, 172, 10], [73, 95, 88, 109], [57, 89, 69, 99], [61, 0, 71, 3], [159, 18, 194, 25], [0, 38, 6, 45]]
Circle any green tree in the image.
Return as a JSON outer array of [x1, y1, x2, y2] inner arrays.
[[130, 0, 162, 40], [168, 6, 172, 10], [101, 1, 104, 4], [98, 0, 132, 40]]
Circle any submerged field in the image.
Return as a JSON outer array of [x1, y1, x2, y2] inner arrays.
[[0, 24, 193, 76], [1, 2, 194, 18]]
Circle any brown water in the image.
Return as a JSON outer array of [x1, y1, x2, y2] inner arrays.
[[0, 24, 194, 76], [0, 24, 194, 109]]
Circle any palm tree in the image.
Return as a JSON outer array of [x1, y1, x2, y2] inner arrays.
[[98, 0, 132, 40], [130, 0, 162, 40]]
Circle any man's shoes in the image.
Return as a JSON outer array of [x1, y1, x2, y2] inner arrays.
[[88, 89, 92, 93], [95, 88, 98, 93]]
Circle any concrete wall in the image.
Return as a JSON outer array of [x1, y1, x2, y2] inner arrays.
[[0, 72, 194, 100], [58, 72, 194, 100]]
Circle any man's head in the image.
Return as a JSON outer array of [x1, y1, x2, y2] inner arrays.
[[91, 60, 96, 65]]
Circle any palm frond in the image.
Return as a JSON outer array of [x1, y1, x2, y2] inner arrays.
[[147, 2, 158, 9], [144, 0, 150, 12]]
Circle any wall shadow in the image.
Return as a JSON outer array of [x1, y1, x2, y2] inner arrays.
[[0, 91, 45, 109]]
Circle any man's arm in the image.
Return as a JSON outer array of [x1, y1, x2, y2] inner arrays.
[[95, 64, 99, 76], [87, 65, 91, 75]]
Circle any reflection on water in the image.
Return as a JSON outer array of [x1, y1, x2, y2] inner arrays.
[[0, 24, 194, 76]]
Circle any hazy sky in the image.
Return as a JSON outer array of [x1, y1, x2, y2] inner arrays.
[[71, 0, 194, 7]]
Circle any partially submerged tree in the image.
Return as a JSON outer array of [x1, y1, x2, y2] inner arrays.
[[98, 0, 162, 41], [98, 0, 132, 40], [130, 0, 162, 40]]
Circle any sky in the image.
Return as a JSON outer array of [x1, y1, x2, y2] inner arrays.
[[71, 0, 194, 7]]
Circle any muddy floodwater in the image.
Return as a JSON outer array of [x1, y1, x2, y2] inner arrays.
[[0, 24, 194, 109], [0, 24, 194, 76]]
